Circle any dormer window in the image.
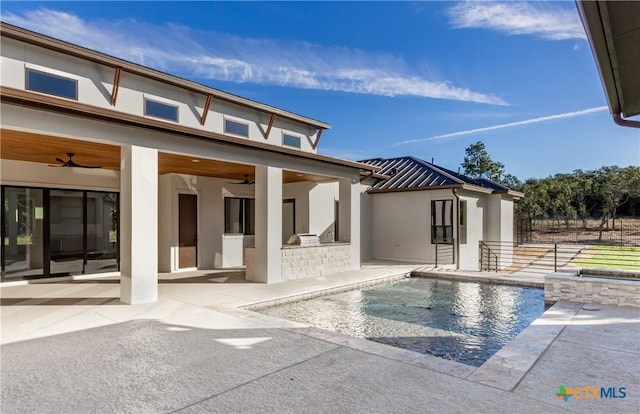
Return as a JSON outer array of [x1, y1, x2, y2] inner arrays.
[[283, 133, 301, 149], [144, 98, 179, 122], [225, 119, 249, 138], [25, 68, 77, 100]]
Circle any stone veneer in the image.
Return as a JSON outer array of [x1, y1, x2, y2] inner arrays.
[[245, 243, 352, 282], [545, 272, 640, 308], [281, 243, 351, 281]]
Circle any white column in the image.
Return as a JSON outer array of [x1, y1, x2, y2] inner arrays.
[[120, 145, 158, 304], [252, 165, 282, 283], [339, 178, 361, 270]]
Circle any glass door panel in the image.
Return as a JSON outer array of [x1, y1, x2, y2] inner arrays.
[[2, 187, 45, 280], [85, 192, 119, 274], [49, 190, 84, 276]]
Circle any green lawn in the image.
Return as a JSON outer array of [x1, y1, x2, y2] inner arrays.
[[572, 245, 640, 270], [3, 235, 32, 245]]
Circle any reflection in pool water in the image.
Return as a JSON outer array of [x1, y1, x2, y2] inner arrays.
[[260, 277, 545, 367]]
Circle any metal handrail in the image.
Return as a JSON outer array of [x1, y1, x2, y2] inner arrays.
[[479, 241, 498, 271], [478, 240, 639, 274]]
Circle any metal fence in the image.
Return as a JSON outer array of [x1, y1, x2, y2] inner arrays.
[[516, 217, 640, 247], [479, 241, 639, 274]]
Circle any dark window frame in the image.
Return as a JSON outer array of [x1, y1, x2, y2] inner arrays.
[[224, 118, 250, 138], [224, 197, 255, 235], [25, 68, 78, 100], [282, 133, 302, 149], [431, 199, 454, 244], [1, 185, 119, 281], [282, 198, 296, 243], [460, 200, 467, 245], [144, 98, 179, 122]]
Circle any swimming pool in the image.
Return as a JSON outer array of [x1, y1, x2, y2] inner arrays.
[[260, 277, 544, 367]]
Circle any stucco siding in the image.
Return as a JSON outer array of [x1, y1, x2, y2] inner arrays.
[[1, 37, 319, 153], [458, 192, 485, 270], [371, 190, 452, 262]]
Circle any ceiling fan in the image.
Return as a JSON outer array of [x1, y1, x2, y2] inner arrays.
[[49, 153, 102, 169], [227, 174, 254, 185]]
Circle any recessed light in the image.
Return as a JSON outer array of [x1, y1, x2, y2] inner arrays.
[[192, 159, 200, 163]]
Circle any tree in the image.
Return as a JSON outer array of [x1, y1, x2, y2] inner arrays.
[[593, 166, 640, 238], [461, 141, 505, 182]]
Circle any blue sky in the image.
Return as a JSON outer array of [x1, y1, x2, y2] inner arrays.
[[2, 1, 639, 180]]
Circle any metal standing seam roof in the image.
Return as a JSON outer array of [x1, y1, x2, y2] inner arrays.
[[358, 156, 512, 194]]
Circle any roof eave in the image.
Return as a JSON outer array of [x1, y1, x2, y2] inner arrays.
[[460, 184, 494, 194], [576, 1, 640, 125], [0, 86, 377, 175], [577, 1, 621, 115], [367, 184, 466, 194], [0, 22, 331, 130], [492, 189, 525, 198]]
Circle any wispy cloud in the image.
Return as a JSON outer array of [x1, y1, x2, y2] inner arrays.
[[2, 8, 507, 105], [393, 106, 608, 146], [448, 1, 586, 41]]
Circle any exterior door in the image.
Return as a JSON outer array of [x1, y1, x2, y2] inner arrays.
[[178, 194, 197, 268]]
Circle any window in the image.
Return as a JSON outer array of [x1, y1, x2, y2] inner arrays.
[[224, 197, 255, 235], [225, 119, 249, 137], [431, 199, 453, 244], [460, 200, 467, 245], [282, 199, 296, 243], [283, 133, 301, 149], [144, 98, 179, 122], [26, 68, 77, 100]]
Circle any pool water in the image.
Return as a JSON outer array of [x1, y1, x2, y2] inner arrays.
[[260, 277, 545, 367]]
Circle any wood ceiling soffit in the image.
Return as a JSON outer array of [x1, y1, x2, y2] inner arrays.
[[312, 128, 324, 150], [201, 94, 213, 126], [110, 67, 122, 106], [264, 113, 276, 140]]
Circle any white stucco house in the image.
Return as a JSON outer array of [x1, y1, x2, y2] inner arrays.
[[0, 23, 524, 305], [0, 23, 385, 304], [358, 157, 523, 271]]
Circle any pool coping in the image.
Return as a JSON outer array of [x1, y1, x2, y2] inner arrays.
[[466, 300, 582, 391], [412, 270, 544, 288], [241, 272, 411, 310], [238, 271, 568, 387], [222, 304, 478, 379]]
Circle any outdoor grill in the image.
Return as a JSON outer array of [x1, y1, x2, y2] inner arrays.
[[287, 234, 321, 247]]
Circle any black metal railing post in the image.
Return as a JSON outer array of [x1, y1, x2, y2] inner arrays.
[[435, 243, 438, 268], [554, 243, 557, 272]]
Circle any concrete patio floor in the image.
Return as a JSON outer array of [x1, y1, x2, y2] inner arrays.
[[1, 261, 638, 413]]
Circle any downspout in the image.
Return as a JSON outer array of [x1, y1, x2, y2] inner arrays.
[[452, 188, 461, 270], [613, 112, 640, 128]]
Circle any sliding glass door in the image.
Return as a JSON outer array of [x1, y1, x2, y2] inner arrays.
[[85, 192, 118, 274], [1, 186, 119, 281], [1, 187, 45, 280], [49, 190, 84, 276]]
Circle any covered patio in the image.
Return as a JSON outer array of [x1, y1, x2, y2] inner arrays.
[[0, 122, 376, 304]]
